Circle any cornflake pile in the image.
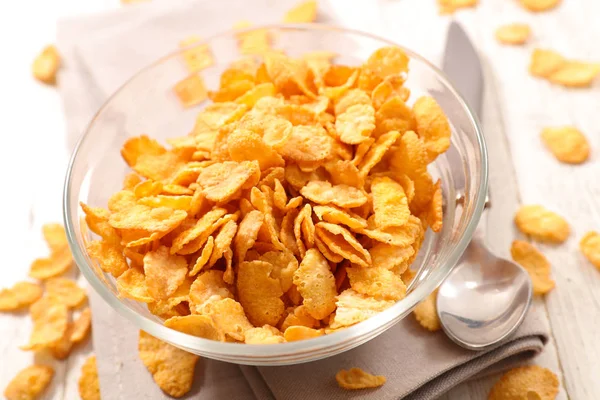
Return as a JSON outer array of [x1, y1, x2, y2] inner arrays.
[[82, 45, 450, 346]]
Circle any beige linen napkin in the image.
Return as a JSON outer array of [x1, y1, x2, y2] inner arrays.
[[57, 0, 549, 398]]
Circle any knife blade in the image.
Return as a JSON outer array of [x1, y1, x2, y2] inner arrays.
[[442, 21, 484, 119]]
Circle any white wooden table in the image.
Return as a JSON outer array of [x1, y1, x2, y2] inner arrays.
[[0, 0, 598, 399]]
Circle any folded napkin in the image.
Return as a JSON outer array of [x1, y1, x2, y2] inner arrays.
[[56, 0, 550, 398]]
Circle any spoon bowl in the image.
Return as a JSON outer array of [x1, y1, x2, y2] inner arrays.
[[437, 232, 532, 350]]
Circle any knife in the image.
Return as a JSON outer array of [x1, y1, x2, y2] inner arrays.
[[439, 21, 489, 208], [442, 21, 484, 120]]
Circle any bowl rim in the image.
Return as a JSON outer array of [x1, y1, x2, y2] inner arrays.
[[63, 23, 488, 361]]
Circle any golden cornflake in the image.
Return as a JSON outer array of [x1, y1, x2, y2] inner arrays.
[[371, 176, 410, 229], [139, 331, 199, 398], [412, 96, 451, 162], [293, 249, 337, 320], [164, 314, 224, 341], [495, 23, 531, 45], [71, 307, 92, 343], [144, 246, 188, 300], [580, 231, 600, 270], [510, 240, 555, 295], [284, 325, 323, 342], [437, 0, 478, 14], [32, 45, 60, 84], [283, 0, 317, 23], [316, 222, 372, 267], [301, 181, 367, 208], [86, 240, 129, 277], [488, 365, 559, 400], [336, 367, 386, 390], [519, 0, 561, 12], [22, 296, 69, 351], [4, 365, 54, 400], [79, 355, 101, 400], [346, 266, 407, 301], [245, 325, 285, 344], [413, 290, 441, 331], [541, 126, 590, 164], [201, 298, 254, 341], [174, 74, 208, 107], [45, 277, 87, 308], [198, 161, 260, 203], [0, 281, 43, 311], [237, 260, 285, 326], [179, 35, 214, 73], [548, 62, 600, 87], [514, 205, 570, 243], [29, 246, 73, 280], [529, 49, 566, 78], [329, 289, 394, 329], [117, 268, 154, 303]]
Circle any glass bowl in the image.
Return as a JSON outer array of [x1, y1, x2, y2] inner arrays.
[[63, 24, 488, 366]]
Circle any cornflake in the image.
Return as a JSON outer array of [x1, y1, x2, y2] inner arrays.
[[79, 355, 101, 400], [514, 205, 570, 243], [510, 240, 555, 295], [541, 126, 590, 164], [4, 365, 54, 400], [336, 367, 386, 390], [32, 45, 60, 84], [413, 290, 441, 331], [580, 231, 600, 270], [519, 0, 561, 12], [0, 282, 43, 311], [495, 23, 531, 45], [139, 331, 199, 398], [83, 45, 451, 346], [488, 365, 559, 400]]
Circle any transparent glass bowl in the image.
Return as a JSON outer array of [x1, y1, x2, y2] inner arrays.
[[63, 24, 488, 366]]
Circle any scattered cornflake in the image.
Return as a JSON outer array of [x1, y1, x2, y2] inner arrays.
[[71, 307, 93, 343], [438, 0, 478, 14], [413, 290, 441, 331], [174, 74, 208, 107], [580, 231, 600, 270], [21, 297, 69, 351], [541, 126, 590, 164], [32, 45, 60, 84], [336, 367, 386, 390], [4, 365, 54, 400], [0, 282, 43, 311], [45, 277, 87, 308], [29, 246, 73, 280], [518, 0, 561, 12], [514, 205, 570, 243], [283, 0, 318, 23], [548, 61, 600, 88], [179, 35, 214, 72], [530, 49, 600, 87], [495, 23, 531, 45], [488, 365, 559, 400], [79, 356, 101, 400], [139, 331, 199, 398], [510, 240, 555, 295]]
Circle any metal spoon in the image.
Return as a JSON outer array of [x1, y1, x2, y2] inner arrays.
[[436, 208, 533, 350]]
